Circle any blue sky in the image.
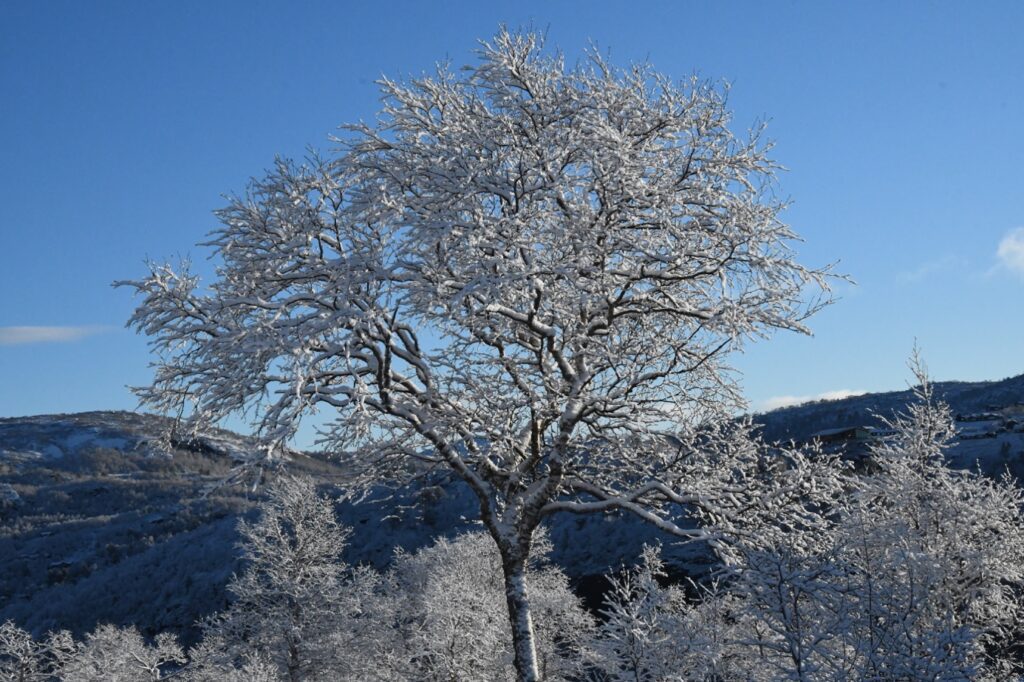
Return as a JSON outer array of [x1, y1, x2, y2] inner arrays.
[[2, 1, 1022, 443]]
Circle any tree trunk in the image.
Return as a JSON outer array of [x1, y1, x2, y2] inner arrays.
[[501, 554, 542, 682], [286, 598, 302, 682], [286, 634, 301, 682]]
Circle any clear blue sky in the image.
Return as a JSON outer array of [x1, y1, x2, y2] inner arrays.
[[2, 1, 1022, 442]]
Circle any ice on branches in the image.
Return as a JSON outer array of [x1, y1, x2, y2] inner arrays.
[[121, 27, 834, 681]]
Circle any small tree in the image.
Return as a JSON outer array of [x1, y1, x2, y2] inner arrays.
[[840, 359, 1024, 679], [205, 475, 378, 682], [586, 547, 751, 682], [0, 621, 74, 682], [727, 356, 1024, 680], [379, 530, 592, 681], [183, 639, 278, 682], [122, 28, 830, 680], [204, 491, 589, 680], [55, 625, 185, 682]]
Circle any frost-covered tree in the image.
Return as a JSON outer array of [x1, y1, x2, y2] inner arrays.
[[585, 546, 752, 682], [836, 359, 1024, 680], [122, 28, 831, 680], [203, 490, 589, 681], [377, 530, 592, 681], [727, 357, 1024, 680], [204, 475, 379, 682], [583, 356, 1024, 681], [54, 625, 185, 682], [0, 621, 74, 682], [182, 639, 278, 682]]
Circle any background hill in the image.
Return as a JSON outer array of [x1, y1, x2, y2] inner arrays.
[[753, 373, 1024, 441], [0, 412, 708, 644], [0, 411, 345, 645], [2, 374, 1022, 645], [752, 373, 1024, 476]]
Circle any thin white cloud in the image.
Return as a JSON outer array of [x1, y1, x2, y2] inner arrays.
[[996, 227, 1024, 275], [898, 255, 964, 283], [760, 389, 866, 412], [0, 325, 109, 346]]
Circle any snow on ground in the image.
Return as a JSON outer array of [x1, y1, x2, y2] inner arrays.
[[2, 376, 1023, 643]]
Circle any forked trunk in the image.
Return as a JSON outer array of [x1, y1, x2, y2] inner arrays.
[[501, 554, 541, 682]]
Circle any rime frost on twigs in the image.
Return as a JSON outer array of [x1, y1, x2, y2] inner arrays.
[[725, 358, 1024, 680], [199, 475, 381, 681], [121, 26, 833, 680], [1, 622, 185, 682], [55, 625, 186, 682], [0, 621, 75, 682], [377, 530, 592, 681], [120, 25, 830, 499]]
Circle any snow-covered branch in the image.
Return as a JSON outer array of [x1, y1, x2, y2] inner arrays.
[[122, 27, 834, 681]]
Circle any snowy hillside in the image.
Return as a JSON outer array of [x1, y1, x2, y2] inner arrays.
[[751, 373, 1024, 476], [0, 411, 708, 644], [0, 412, 340, 645], [752, 373, 1024, 440], [3, 376, 1022, 646]]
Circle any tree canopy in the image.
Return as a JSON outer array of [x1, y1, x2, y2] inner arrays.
[[122, 28, 832, 680]]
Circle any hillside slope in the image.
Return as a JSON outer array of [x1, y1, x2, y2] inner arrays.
[[0, 412, 343, 644], [3, 374, 1022, 645], [751, 373, 1024, 476], [0, 411, 708, 643], [752, 373, 1024, 442]]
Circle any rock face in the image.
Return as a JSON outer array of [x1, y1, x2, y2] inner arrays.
[[0, 482, 20, 507], [751, 374, 1024, 479]]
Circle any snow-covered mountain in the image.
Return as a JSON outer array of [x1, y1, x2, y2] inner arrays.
[[2, 373, 1022, 644], [0, 411, 708, 644], [751, 373, 1024, 477], [0, 412, 341, 645]]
